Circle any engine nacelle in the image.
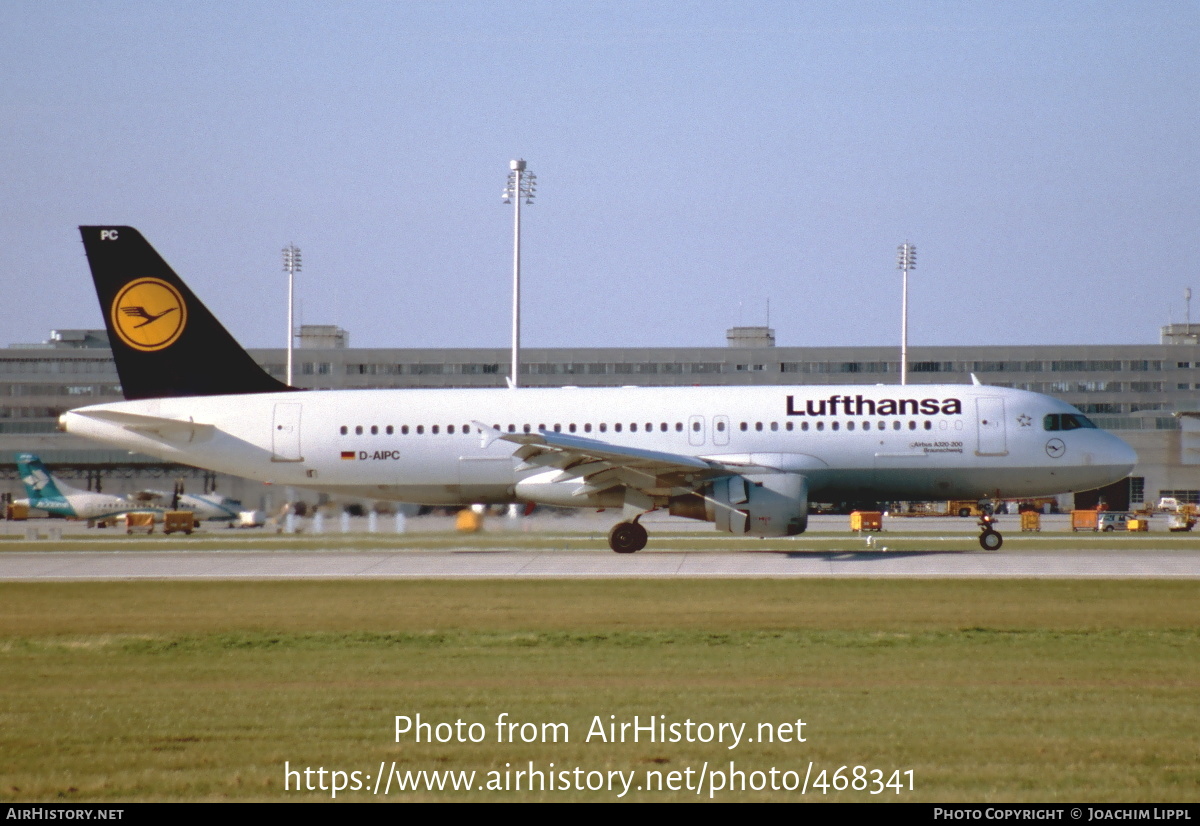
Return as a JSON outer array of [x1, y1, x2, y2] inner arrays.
[[514, 470, 625, 509], [671, 472, 808, 537]]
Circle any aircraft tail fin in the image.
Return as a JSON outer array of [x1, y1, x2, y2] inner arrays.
[[79, 226, 294, 400], [16, 453, 71, 509]]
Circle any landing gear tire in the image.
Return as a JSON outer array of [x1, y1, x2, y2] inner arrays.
[[608, 521, 648, 554], [979, 529, 1003, 551]]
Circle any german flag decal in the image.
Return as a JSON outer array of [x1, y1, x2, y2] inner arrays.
[[340, 451, 355, 460]]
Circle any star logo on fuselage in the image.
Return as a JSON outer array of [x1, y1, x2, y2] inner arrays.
[[1017, 414, 1032, 427]]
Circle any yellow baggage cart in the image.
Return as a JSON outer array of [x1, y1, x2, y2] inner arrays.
[[850, 511, 883, 532], [163, 511, 196, 535]]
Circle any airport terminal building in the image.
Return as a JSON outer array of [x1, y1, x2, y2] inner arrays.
[[3, 324, 1198, 513]]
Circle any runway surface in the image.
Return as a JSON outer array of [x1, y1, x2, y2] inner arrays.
[[4, 513, 1200, 580], [3, 547, 1200, 580]]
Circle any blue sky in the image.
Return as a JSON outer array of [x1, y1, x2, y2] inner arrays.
[[2, 2, 1197, 350]]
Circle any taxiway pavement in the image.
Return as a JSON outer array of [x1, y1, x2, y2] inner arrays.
[[2, 546, 1199, 580]]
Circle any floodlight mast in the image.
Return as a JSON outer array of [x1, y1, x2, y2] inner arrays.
[[502, 159, 536, 388], [282, 243, 301, 386], [897, 242, 916, 386]]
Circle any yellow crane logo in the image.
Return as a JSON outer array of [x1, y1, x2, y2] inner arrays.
[[111, 278, 187, 351]]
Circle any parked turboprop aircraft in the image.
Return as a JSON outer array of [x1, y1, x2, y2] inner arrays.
[[135, 488, 243, 522], [15, 453, 160, 521], [14, 453, 240, 522], [62, 227, 1137, 551]]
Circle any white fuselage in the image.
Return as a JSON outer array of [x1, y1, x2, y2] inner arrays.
[[15, 490, 156, 521], [62, 384, 1137, 506]]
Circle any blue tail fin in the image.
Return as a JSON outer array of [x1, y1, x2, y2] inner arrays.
[[16, 453, 70, 510]]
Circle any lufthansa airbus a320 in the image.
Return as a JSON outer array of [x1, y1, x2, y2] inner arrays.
[[61, 227, 1137, 552]]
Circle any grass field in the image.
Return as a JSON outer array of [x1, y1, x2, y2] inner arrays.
[[1, 578, 1197, 802]]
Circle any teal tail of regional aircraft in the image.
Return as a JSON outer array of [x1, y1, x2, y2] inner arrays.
[[79, 226, 294, 401], [16, 453, 72, 514]]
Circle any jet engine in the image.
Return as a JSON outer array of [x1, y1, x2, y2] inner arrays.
[[670, 472, 808, 537]]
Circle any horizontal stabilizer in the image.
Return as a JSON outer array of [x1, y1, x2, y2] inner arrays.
[[70, 408, 214, 442]]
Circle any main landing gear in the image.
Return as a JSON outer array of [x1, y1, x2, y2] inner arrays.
[[608, 519, 648, 553]]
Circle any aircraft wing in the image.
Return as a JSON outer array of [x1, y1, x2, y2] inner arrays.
[[481, 426, 759, 500], [130, 490, 167, 503], [506, 429, 711, 470]]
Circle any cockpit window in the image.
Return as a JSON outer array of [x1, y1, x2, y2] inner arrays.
[[1044, 413, 1098, 431]]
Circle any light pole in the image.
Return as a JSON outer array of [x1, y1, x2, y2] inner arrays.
[[896, 241, 916, 386], [282, 243, 301, 386], [502, 159, 536, 388]]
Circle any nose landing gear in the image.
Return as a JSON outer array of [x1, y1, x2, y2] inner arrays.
[[979, 525, 1003, 551], [977, 501, 1003, 551]]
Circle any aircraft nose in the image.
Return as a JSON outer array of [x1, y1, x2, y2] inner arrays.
[[1107, 433, 1138, 475]]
